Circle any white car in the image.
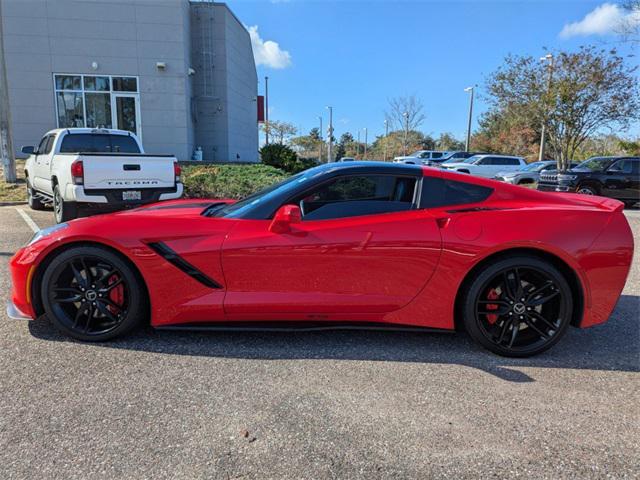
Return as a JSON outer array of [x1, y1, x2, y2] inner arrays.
[[22, 128, 183, 223], [440, 154, 526, 178], [394, 150, 448, 164]]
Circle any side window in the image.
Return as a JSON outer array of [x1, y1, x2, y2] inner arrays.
[[420, 177, 493, 208], [507, 158, 521, 166], [609, 160, 633, 174], [36, 136, 49, 154], [478, 157, 493, 165], [297, 175, 417, 221], [431, 152, 443, 159], [630, 160, 640, 175], [44, 135, 55, 154]]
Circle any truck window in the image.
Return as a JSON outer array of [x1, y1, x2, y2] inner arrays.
[[59, 134, 141, 154]]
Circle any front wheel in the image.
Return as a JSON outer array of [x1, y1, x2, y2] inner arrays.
[[26, 179, 46, 210], [53, 184, 77, 223], [40, 246, 147, 341], [576, 185, 598, 195], [461, 255, 573, 357]]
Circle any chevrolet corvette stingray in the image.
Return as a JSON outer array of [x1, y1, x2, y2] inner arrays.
[[7, 162, 634, 356]]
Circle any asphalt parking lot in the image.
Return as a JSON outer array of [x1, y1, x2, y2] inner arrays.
[[1, 205, 638, 479]]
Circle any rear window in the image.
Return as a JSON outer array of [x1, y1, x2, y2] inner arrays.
[[420, 177, 493, 208], [59, 134, 141, 154]]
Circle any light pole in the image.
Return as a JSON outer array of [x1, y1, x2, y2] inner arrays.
[[363, 128, 368, 159], [464, 86, 475, 152], [403, 112, 409, 155], [383, 119, 389, 161], [318, 116, 323, 163], [356, 130, 360, 159], [326, 106, 333, 163], [264, 76, 269, 145], [539, 54, 554, 164]]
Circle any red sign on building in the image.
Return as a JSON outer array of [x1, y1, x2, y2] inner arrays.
[[257, 95, 265, 123]]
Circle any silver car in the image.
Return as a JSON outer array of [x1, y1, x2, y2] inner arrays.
[[494, 161, 577, 185]]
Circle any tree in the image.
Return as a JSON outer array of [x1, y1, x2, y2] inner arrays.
[[384, 95, 426, 132], [485, 46, 640, 169], [309, 127, 321, 141], [436, 132, 465, 151], [260, 120, 298, 144], [616, 1, 640, 43]]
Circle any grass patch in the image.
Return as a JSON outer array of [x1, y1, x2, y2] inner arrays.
[[0, 160, 27, 202], [182, 164, 288, 199]]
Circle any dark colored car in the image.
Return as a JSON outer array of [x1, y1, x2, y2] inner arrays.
[[537, 156, 640, 208]]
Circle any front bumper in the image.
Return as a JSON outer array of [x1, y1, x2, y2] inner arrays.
[[6, 301, 32, 320]]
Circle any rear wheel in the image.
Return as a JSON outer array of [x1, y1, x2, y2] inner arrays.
[[461, 256, 573, 357], [40, 246, 146, 341], [53, 184, 77, 223]]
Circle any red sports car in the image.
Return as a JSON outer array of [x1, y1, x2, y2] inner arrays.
[[7, 162, 634, 356]]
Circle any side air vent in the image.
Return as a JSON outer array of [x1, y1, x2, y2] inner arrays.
[[147, 241, 222, 289]]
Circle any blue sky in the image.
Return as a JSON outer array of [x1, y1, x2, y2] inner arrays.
[[227, 0, 640, 142]]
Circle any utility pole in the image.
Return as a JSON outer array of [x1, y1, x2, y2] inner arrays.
[[464, 86, 475, 152], [264, 76, 269, 145], [0, 0, 17, 183], [403, 112, 409, 155], [356, 130, 360, 159], [539, 54, 554, 165], [326, 106, 333, 163], [383, 119, 389, 161], [318, 116, 323, 163], [363, 128, 368, 159]]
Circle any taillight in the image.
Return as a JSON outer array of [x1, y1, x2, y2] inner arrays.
[[71, 160, 84, 185], [174, 161, 181, 183]]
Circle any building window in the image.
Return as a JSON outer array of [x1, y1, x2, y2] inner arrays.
[[53, 74, 140, 135]]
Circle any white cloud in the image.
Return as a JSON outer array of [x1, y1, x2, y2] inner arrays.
[[247, 25, 292, 69], [560, 2, 640, 38]]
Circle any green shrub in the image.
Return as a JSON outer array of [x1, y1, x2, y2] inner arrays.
[[260, 143, 318, 173], [182, 164, 288, 199]]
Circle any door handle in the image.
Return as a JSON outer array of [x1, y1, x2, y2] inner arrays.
[[123, 164, 141, 171]]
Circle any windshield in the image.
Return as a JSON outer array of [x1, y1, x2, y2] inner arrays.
[[575, 157, 613, 171], [522, 161, 547, 172], [409, 151, 425, 157], [208, 166, 326, 218]]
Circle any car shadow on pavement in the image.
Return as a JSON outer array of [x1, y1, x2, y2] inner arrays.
[[28, 295, 639, 383]]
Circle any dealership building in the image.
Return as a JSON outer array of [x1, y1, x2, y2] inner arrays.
[[0, 0, 259, 162]]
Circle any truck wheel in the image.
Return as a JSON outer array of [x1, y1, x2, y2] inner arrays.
[[26, 179, 46, 210], [53, 184, 77, 223]]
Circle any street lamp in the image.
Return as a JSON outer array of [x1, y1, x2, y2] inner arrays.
[[464, 86, 475, 152], [402, 112, 409, 155], [264, 76, 269, 145], [318, 116, 323, 163], [363, 127, 368, 159], [326, 106, 333, 163], [539, 54, 554, 164]]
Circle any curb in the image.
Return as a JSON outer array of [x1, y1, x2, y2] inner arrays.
[[0, 201, 28, 206]]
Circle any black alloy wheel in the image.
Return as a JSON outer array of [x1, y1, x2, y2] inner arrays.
[[462, 256, 573, 357], [41, 246, 146, 341]]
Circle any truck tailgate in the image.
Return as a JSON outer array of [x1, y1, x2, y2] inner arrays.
[[81, 154, 176, 189]]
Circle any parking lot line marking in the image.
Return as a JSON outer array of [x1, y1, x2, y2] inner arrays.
[[15, 208, 40, 233]]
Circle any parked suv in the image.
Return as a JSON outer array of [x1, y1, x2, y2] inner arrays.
[[494, 160, 579, 185], [537, 156, 639, 208], [440, 154, 526, 178], [23, 128, 183, 222]]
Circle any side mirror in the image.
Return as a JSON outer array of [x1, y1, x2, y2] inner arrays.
[[269, 204, 302, 233], [21, 146, 35, 155]]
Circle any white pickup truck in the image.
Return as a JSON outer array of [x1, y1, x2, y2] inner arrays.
[[22, 128, 183, 223]]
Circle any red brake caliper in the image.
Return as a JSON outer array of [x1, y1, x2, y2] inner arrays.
[[486, 289, 500, 324], [107, 275, 124, 314]]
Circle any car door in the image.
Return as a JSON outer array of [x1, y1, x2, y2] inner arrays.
[[221, 173, 442, 319], [32, 135, 55, 193], [603, 159, 634, 200], [474, 157, 497, 177]]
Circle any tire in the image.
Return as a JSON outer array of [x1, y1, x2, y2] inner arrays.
[[40, 246, 147, 341], [461, 255, 573, 357], [576, 184, 598, 195], [26, 179, 46, 210], [53, 184, 77, 223]]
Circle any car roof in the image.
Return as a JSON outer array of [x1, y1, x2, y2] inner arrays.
[[44, 128, 134, 137], [311, 161, 423, 175]]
